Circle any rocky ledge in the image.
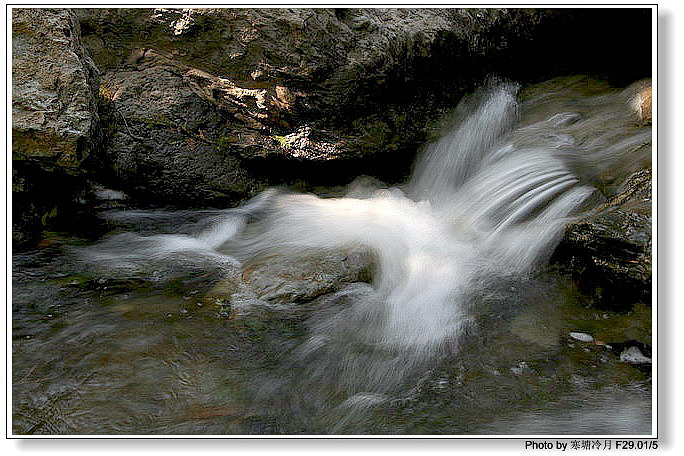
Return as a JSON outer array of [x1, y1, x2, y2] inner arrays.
[[552, 168, 652, 311]]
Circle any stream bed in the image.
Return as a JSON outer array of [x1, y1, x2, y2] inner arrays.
[[11, 225, 652, 435], [12, 77, 653, 436]]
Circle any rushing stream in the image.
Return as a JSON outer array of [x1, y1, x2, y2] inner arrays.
[[12, 77, 652, 435]]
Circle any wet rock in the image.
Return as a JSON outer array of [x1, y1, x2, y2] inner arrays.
[[569, 332, 594, 343], [12, 8, 100, 245], [619, 346, 651, 365], [552, 168, 651, 310], [93, 186, 127, 202], [206, 247, 374, 313], [240, 249, 374, 305], [606, 340, 652, 364], [89, 184, 129, 210], [509, 308, 563, 351]]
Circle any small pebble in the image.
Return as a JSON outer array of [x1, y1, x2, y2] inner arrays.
[[569, 332, 594, 343], [510, 361, 530, 376]]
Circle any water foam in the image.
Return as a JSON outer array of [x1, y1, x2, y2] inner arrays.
[[88, 82, 595, 352], [74, 78, 652, 429], [220, 83, 594, 353]]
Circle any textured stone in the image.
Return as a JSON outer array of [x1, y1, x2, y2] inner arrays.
[[72, 8, 652, 204], [98, 56, 263, 204], [73, 8, 555, 202], [12, 8, 100, 246], [631, 85, 652, 125], [553, 169, 652, 309], [12, 8, 98, 170], [206, 247, 374, 314], [240, 249, 374, 305]]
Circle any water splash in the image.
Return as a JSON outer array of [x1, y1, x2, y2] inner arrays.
[[82, 79, 649, 427], [86, 81, 595, 351], [216, 83, 593, 351]]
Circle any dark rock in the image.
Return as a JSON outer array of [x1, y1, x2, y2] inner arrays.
[[552, 169, 652, 310], [98, 55, 264, 205], [73, 7, 652, 204]]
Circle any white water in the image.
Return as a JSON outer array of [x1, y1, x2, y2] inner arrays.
[[83, 79, 650, 420], [88, 82, 596, 349], [225, 82, 592, 350]]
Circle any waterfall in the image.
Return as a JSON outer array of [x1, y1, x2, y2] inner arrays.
[[209, 82, 594, 351], [84, 80, 638, 424], [86, 81, 597, 353]]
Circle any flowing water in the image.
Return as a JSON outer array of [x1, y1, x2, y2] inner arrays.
[[12, 76, 653, 435]]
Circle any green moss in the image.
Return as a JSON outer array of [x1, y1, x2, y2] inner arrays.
[[130, 114, 177, 129], [40, 207, 58, 226], [273, 135, 290, 149], [215, 134, 239, 150]]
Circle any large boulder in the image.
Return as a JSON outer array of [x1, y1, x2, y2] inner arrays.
[[12, 8, 652, 243], [75, 7, 652, 204], [238, 249, 374, 305], [203, 248, 374, 317], [12, 8, 100, 244], [544, 77, 652, 311], [12, 8, 99, 168], [78, 8, 543, 203], [97, 52, 265, 204]]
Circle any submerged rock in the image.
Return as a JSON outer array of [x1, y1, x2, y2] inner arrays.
[[239, 249, 374, 305], [208, 248, 374, 315]]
